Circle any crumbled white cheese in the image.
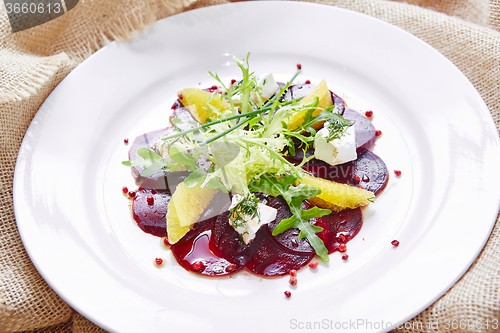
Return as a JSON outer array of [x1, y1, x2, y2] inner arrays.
[[257, 73, 279, 99], [314, 123, 357, 165], [229, 194, 278, 244]]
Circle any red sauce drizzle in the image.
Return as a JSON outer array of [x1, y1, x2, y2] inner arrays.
[[171, 230, 242, 277]]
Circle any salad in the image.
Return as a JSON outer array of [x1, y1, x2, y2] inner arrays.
[[123, 54, 388, 278]]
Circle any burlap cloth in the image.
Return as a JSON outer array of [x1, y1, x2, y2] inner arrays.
[[1, 0, 499, 332]]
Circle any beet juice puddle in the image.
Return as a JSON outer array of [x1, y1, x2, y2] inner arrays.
[[122, 58, 389, 285]]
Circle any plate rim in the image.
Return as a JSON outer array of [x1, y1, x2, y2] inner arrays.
[[13, 2, 500, 332]]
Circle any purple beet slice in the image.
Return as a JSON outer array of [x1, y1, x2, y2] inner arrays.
[[302, 149, 389, 195], [170, 100, 201, 132], [128, 128, 173, 181], [278, 83, 345, 114], [283, 137, 314, 164], [331, 91, 346, 115], [139, 171, 190, 191], [348, 149, 389, 195], [342, 108, 376, 151], [284, 108, 377, 165], [313, 208, 363, 254], [279, 83, 315, 102]]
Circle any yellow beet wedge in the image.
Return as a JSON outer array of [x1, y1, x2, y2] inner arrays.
[[286, 79, 333, 130], [166, 181, 219, 244], [300, 174, 374, 212], [178, 88, 231, 124]]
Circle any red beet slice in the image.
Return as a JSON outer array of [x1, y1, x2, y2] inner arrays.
[[210, 199, 315, 276], [171, 218, 243, 277], [243, 229, 314, 276], [302, 149, 389, 195], [342, 108, 376, 151], [208, 193, 273, 263], [132, 172, 189, 237], [266, 196, 314, 254], [132, 187, 171, 237], [128, 128, 173, 181], [313, 208, 363, 254], [209, 202, 250, 266]]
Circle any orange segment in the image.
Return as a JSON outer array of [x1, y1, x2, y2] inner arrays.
[[178, 88, 230, 124], [286, 79, 333, 130], [166, 181, 218, 243], [300, 174, 374, 211], [165, 203, 191, 245]]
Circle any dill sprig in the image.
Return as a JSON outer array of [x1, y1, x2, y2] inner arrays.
[[325, 116, 353, 142], [229, 193, 260, 228]]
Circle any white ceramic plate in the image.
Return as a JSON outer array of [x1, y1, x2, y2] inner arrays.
[[14, 2, 500, 332]]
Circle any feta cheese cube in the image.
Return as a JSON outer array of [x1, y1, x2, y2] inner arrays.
[[258, 73, 279, 99], [314, 123, 357, 165], [229, 194, 278, 244]]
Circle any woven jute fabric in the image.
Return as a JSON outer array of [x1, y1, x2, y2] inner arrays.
[[1, 0, 499, 332]]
